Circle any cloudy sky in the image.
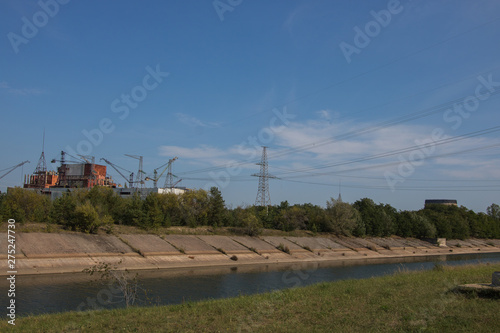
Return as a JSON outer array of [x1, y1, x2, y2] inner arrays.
[[1, 0, 499, 212]]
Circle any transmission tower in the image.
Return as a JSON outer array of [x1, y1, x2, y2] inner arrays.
[[252, 146, 275, 207]]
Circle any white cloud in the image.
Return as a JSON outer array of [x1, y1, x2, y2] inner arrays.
[[158, 112, 500, 184], [175, 113, 220, 128], [159, 144, 226, 160], [0, 81, 44, 96]]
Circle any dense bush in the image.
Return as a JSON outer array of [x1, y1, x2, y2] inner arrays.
[[1, 187, 50, 222], [1, 186, 499, 239]]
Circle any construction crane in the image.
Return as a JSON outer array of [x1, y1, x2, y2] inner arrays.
[[100, 158, 135, 188], [171, 178, 182, 188], [0, 161, 30, 181], [145, 157, 178, 188], [50, 151, 83, 165], [125, 154, 145, 189], [164, 157, 180, 189]]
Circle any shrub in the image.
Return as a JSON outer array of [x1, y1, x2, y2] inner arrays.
[[72, 202, 101, 234], [277, 243, 290, 254]]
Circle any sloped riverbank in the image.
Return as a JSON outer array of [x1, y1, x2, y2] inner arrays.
[[2, 232, 500, 276]]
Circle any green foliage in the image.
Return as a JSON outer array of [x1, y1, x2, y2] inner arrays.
[[1, 187, 51, 222], [121, 193, 146, 227], [2, 186, 499, 240], [353, 198, 395, 237], [277, 205, 308, 232], [420, 204, 471, 239], [72, 201, 101, 233], [241, 210, 263, 236], [396, 211, 436, 238], [207, 187, 227, 227], [487, 203, 500, 220], [179, 189, 209, 227], [325, 198, 361, 236]]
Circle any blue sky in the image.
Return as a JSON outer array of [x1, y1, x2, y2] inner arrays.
[[1, 0, 499, 212]]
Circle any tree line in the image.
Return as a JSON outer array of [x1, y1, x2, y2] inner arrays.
[[1, 187, 499, 239]]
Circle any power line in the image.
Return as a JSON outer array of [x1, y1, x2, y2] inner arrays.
[[176, 89, 500, 177], [272, 126, 500, 177]]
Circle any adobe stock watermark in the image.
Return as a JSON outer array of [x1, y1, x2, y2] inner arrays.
[[75, 280, 124, 312], [202, 107, 295, 191], [65, 64, 169, 157], [7, 0, 71, 54], [385, 73, 500, 191], [339, 0, 404, 64], [213, 0, 243, 21]]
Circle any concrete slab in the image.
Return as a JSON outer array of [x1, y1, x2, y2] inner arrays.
[[328, 237, 358, 250], [260, 236, 317, 259], [315, 237, 349, 251], [467, 239, 489, 247], [447, 239, 474, 248], [197, 235, 252, 254], [17, 233, 135, 258], [119, 234, 180, 256], [260, 236, 305, 252], [368, 237, 406, 250], [162, 235, 219, 255], [407, 238, 436, 248], [286, 237, 335, 253], [0, 232, 25, 259], [485, 239, 500, 247], [230, 236, 280, 253], [455, 284, 500, 298], [337, 237, 381, 251]]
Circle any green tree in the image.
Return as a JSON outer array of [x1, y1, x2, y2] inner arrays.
[[325, 198, 361, 236], [207, 187, 227, 227], [277, 205, 308, 232], [121, 193, 146, 227], [353, 198, 394, 236], [1, 187, 51, 222], [72, 201, 100, 233], [142, 193, 164, 230], [487, 203, 500, 220], [237, 209, 263, 236], [50, 192, 77, 226], [179, 189, 209, 227]]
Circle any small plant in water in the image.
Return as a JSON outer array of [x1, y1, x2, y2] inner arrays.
[[83, 260, 140, 308]]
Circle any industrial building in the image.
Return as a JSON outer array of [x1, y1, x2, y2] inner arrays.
[[18, 149, 187, 200], [425, 199, 458, 207]]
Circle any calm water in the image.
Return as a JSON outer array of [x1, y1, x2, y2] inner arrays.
[[5, 252, 500, 317]]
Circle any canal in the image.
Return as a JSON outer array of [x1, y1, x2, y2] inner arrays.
[[6, 252, 500, 317]]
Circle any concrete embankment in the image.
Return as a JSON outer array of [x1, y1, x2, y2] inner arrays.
[[1, 233, 499, 276]]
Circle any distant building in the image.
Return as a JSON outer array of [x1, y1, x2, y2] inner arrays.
[[24, 162, 116, 189], [13, 186, 188, 201], [425, 199, 457, 208]]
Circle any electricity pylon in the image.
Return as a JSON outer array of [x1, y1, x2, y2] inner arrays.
[[252, 146, 276, 209]]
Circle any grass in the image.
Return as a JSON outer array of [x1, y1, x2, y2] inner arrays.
[[0, 221, 316, 237], [3, 263, 500, 332], [277, 243, 290, 254]]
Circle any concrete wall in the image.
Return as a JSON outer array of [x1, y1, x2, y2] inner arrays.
[[1, 233, 499, 276]]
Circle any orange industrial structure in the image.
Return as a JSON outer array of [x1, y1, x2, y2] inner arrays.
[[24, 162, 116, 189]]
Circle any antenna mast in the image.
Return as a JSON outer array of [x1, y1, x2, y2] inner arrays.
[[34, 130, 48, 189]]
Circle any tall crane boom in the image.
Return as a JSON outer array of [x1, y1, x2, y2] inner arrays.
[[145, 157, 178, 188], [100, 158, 134, 188], [0, 161, 30, 181]]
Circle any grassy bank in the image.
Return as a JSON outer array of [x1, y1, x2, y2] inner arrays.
[[3, 264, 499, 332]]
